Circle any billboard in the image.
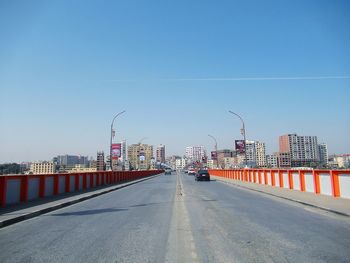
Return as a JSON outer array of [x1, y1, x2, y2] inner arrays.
[[235, 140, 245, 154], [111, 143, 121, 160]]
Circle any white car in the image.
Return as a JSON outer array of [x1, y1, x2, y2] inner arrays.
[[188, 169, 196, 175]]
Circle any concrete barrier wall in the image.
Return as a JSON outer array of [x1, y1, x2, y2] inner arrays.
[[209, 169, 350, 200], [28, 178, 39, 201], [339, 173, 350, 199], [6, 179, 21, 205], [45, 176, 54, 197], [0, 170, 164, 207]]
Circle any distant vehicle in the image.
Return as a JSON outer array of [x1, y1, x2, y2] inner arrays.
[[164, 168, 172, 175], [188, 168, 196, 176], [195, 169, 210, 181]]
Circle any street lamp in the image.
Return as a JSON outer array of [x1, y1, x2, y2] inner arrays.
[[208, 134, 218, 168], [110, 110, 126, 171], [228, 111, 248, 168]]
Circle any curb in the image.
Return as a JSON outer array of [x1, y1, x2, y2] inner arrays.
[[214, 177, 350, 218], [0, 174, 162, 229]]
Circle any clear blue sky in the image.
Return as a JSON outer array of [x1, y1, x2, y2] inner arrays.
[[1, 0, 349, 163]]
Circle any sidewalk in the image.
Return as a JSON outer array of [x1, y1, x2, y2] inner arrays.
[[0, 174, 161, 228], [212, 175, 350, 217]]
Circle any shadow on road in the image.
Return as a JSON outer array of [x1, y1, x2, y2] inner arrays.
[[50, 208, 128, 216], [129, 201, 172, 208]]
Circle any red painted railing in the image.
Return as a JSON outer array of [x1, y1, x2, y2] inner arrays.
[[209, 169, 350, 199], [0, 170, 164, 207]]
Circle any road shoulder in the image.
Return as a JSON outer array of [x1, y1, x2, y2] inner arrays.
[[0, 174, 161, 228], [212, 175, 350, 217]]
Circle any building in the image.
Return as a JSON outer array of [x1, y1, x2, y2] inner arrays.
[[128, 144, 154, 170], [266, 153, 279, 168], [216, 149, 235, 168], [278, 152, 291, 168], [207, 159, 215, 169], [223, 157, 236, 169], [53, 154, 89, 172], [54, 155, 89, 167], [279, 134, 319, 167], [329, 154, 350, 169], [175, 158, 187, 170], [121, 140, 127, 162], [68, 165, 97, 173], [185, 146, 206, 162], [30, 161, 56, 174], [318, 143, 328, 167], [156, 144, 166, 164], [166, 155, 181, 170], [114, 140, 129, 171], [255, 141, 266, 167], [96, 151, 105, 171], [245, 141, 266, 167]]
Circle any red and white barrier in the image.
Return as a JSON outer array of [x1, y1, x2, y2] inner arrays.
[[209, 169, 350, 199], [0, 170, 164, 207]]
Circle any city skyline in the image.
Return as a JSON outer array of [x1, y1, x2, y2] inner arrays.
[[1, 1, 349, 163]]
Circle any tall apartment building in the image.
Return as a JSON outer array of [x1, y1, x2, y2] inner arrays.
[[279, 134, 319, 167], [245, 140, 266, 167], [156, 144, 166, 164], [128, 144, 153, 170], [185, 146, 206, 162], [30, 161, 56, 174], [318, 143, 328, 167], [96, 151, 105, 171]]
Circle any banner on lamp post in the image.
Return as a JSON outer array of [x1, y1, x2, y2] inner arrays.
[[235, 140, 245, 154], [111, 143, 121, 160]]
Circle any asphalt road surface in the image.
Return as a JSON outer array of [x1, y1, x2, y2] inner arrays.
[[1, 172, 350, 263]]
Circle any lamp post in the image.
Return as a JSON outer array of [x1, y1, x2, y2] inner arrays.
[[110, 110, 126, 171], [228, 111, 247, 168], [208, 134, 218, 168]]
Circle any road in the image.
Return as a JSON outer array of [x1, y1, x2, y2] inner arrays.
[[0, 172, 350, 262]]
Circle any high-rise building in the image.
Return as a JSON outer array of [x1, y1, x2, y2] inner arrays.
[[318, 143, 328, 167], [255, 141, 266, 167], [128, 144, 153, 170], [156, 144, 166, 164], [279, 134, 319, 167], [96, 151, 105, 171], [245, 141, 266, 167], [185, 146, 206, 162]]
